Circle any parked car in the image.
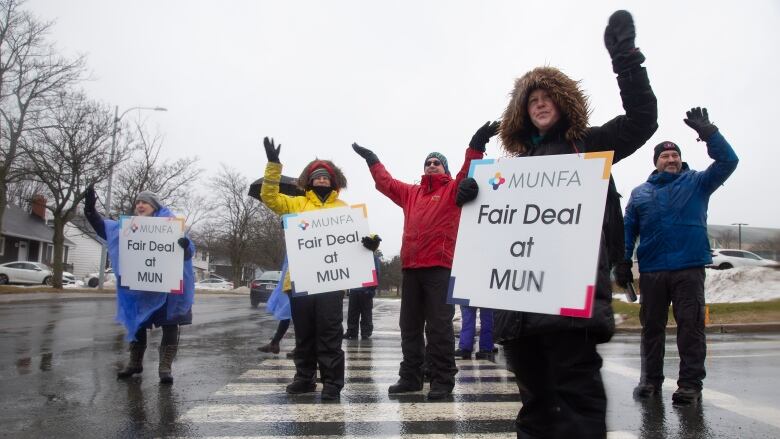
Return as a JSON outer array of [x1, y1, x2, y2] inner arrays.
[[62, 271, 76, 285], [250, 270, 283, 308], [84, 268, 116, 288], [0, 261, 53, 286], [194, 278, 234, 290], [708, 249, 779, 270]]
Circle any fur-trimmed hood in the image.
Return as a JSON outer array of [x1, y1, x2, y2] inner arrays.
[[297, 159, 347, 191], [500, 66, 590, 155]]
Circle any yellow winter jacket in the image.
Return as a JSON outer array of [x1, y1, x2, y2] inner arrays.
[[260, 161, 348, 291]]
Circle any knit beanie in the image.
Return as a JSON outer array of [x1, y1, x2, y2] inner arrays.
[[135, 191, 161, 211], [308, 167, 332, 184], [424, 152, 450, 175], [653, 141, 681, 164]]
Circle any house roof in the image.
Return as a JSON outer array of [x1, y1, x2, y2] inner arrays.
[[1, 205, 75, 246], [67, 214, 104, 244]]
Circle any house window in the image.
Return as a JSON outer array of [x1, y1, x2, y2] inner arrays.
[[44, 244, 54, 264], [0, 237, 4, 256]]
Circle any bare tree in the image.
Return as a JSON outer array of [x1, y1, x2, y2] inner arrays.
[[4, 176, 44, 209], [203, 165, 286, 285], [111, 121, 200, 216], [21, 91, 127, 287], [712, 229, 736, 249], [0, 0, 85, 234]]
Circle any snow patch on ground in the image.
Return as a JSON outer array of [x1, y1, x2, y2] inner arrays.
[[704, 266, 780, 303]]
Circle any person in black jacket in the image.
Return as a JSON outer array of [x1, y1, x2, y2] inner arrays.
[[463, 10, 658, 439]]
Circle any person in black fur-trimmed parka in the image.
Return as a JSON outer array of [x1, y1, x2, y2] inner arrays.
[[460, 10, 657, 439]]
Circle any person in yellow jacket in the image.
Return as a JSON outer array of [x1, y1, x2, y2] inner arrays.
[[259, 136, 349, 401]]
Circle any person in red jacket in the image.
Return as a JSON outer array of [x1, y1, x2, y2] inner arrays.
[[352, 121, 497, 399]]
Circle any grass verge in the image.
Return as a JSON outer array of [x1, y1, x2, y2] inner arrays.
[[613, 298, 780, 326]]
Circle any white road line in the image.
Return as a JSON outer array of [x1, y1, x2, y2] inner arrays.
[[239, 368, 513, 379], [215, 382, 520, 396], [175, 435, 634, 439], [259, 359, 498, 367], [603, 360, 780, 429], [181, 401, 520, 423]]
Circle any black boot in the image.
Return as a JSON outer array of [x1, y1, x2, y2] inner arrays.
[[158, 344, 178, 384], [117, 342, 146, 379]]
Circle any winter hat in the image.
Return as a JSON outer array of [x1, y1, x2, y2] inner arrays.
[[135, 191, 161, 211], [308, 167, 332, 184], [298, 159, 347, 190], [653, 141, 681, 164], [424, 152, 450, 175]]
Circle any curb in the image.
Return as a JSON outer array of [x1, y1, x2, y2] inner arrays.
[[616, 322, 780, 334]]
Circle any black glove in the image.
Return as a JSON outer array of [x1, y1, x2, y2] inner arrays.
[[361, 235, 381, 251], [84, 184, 97, 214], [456, 177, 479, 207], [614, 260, 634, 289], [684, 107, 718, 141], [352, 143, 380, 166], [178, 237, 190, 249], [263, 137, 281, 163], [469, 121, 500, 152], [604, 10, 645, 74]]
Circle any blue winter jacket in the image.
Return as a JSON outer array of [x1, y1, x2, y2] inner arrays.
[[624, 131, 738, 272], [86, 205, 196, 341]]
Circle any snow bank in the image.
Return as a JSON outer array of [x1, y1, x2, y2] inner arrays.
[[704, 266, 780, 303]]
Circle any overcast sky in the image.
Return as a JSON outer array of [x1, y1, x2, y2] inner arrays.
[[27, 0, 780, 258]]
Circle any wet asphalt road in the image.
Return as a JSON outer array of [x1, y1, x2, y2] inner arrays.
[[1, 292, 779, 438]]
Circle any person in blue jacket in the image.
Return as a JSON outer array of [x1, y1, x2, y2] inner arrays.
[[84, 186, 195, 384], [345, 239, 381, 340], [258, 258, 292, 355], [617, 107, 739, 405]]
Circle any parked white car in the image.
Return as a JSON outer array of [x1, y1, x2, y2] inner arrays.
[[0, 261, 53, 285], [84, 268, 116, 288], [709, 249, 779, 270]]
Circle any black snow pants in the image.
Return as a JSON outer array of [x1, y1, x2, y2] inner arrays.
[[289, 291, 345, 391]]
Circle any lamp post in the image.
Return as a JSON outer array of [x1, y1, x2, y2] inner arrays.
[[98, 105, 167, 289], [732, 222, 748, 250]]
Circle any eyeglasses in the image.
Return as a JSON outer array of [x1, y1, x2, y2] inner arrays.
[[425, 160, 442, 167]]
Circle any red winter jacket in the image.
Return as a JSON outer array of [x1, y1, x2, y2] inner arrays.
[[369, 148, 483, 269]]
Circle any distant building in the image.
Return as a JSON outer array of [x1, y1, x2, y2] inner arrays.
[[1, 199, 73, 269]]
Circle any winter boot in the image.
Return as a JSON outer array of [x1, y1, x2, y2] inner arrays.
[[258, 342, 280, 354], [117, 342, 146, 379], [158, 344, 178, 384]]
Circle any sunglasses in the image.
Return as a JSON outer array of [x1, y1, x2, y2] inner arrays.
[[425, 160, 442, 167]]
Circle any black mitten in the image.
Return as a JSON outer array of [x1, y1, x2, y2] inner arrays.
[[263, 137, 281, 163], [352, 143, 380, 166], [684, 107, 718, 141], [361, 235, 382, 251], [469, 121, 500, 152], [456, 178, 479, 207]]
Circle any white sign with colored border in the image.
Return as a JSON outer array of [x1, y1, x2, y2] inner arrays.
[[119, 216, 185, 293], [283, 205, 378, 296], [448, 152, 613, 318]]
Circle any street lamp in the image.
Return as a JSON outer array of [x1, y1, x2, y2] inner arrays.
[[732, 222, 748, 250], [98, 105, 167, 289]]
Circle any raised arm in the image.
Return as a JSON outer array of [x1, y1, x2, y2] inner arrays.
[[589, 10, 658, 163], [353, 142, 414, 208], [259, 137, 299, 215], [83, 184, 107, 240], [684, 108, 739, 194]]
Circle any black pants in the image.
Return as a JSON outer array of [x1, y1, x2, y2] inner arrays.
[[270, 319, 291, 344], [289, 291, 345, 390], [346, 291, 374, 337], [398, 267, 457, 391], [638, 267, 706, 390], [134, 325, 178, 346], [505, 331, 607, 439]]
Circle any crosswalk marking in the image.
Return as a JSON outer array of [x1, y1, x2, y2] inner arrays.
[[239, 367, 512, 379]]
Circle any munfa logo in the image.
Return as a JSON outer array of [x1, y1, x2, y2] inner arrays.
[[489, 172, 506, 190], [298, 219, 310, 231]]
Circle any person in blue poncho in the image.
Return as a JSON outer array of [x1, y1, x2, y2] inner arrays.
[[258, 258, 291, 355], [84, 185, 195, 384]]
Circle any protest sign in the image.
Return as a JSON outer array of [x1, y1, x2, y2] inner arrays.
[[119, 216, 185, 293], [283, 205, 377, 296], [448, 152, 613, 318]]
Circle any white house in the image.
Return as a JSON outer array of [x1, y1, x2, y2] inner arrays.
[[63, 215, 105, 279]]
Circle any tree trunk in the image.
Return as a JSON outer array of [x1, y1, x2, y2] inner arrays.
[[52, 216, 66, 289]]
